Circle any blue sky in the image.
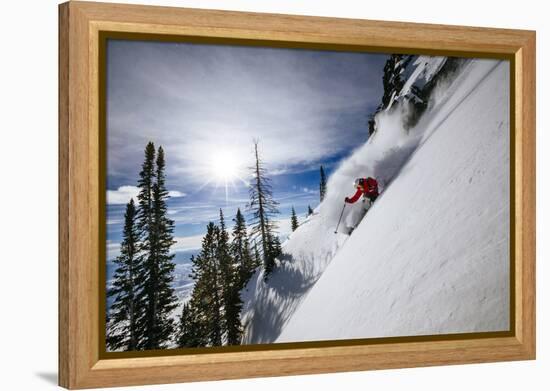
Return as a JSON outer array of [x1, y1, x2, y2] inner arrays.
[[106, 39, 388, 261]]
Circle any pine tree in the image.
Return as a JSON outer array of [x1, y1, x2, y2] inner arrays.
[[106, 199, 142, 351], [265, 233, 282, 271], [177, 302, 204, 348], [247, 140, 281, 278], [136, 144, 178, 350], [152, 146, 178, 346], [290, 206, 299, 232], [217, 210, 243, 345], [179, 214, 246, 348], [307, 205, 314, 216], [252, 240, 262, 269], [180, 252, 207, 347], [381, 54, 408, 108], [368, 111, 378, 136], [136, 142, 156, 257], [369, 54, 414, 135], [134, 142, 156, 348], [319, 165, 327, 202], [193, 222, 223, 346], [231, 208, 254, 287]]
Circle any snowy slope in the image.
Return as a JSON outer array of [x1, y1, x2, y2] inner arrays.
[[277, 59, 510, 342], [240, 212, 347, 343], [241, 56, 462, 344]]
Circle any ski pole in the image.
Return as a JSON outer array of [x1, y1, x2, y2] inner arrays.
[[334, 203, 346, 234]]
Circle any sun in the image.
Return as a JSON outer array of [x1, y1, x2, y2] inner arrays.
[[199, 147, 249, 203], [210, 152, 239, 182]]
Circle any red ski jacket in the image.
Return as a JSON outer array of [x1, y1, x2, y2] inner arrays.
[[345, 177, 379, 203]]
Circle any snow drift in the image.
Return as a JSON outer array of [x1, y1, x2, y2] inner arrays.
[[242, 57, 510, 344]]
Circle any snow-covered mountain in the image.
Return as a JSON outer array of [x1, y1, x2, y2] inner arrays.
[[387, 55, 447, 111], [241, 57, 510, 344]]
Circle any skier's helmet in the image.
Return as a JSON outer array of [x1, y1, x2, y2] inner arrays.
[[354, 178, 363, 188]]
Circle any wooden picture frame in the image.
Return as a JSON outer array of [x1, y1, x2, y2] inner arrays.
[[59, 1, 536, 389]]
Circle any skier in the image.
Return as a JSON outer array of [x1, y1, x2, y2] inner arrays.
[[335, 177, 379, 235], [334, 177, 380, 234], [345, 177, 379, 205]]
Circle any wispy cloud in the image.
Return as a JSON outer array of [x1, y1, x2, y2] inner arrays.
[[107, 185, 186, 205], [301, 187, 317, 194], [106, 185, 139, 205], [106, 41, 387, 189], [168, 190, 186, 198]]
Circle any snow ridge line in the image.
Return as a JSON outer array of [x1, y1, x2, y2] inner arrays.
[[379, 60, 503, 196], [421, 60, 502, 145]]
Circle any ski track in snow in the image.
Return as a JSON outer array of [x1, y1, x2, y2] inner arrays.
[[241, 58, 510, 344]]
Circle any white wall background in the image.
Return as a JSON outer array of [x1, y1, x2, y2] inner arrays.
[[0, 0, 546, 389]]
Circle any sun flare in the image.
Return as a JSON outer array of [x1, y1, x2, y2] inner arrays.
[[210, 152, 241, 182], [199, 149, 249, 203]]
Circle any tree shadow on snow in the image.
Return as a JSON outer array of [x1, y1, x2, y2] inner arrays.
[[242, 252, 320, 345]]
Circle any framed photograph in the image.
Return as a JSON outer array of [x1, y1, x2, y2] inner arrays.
[[59, 1, 536, 389]]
